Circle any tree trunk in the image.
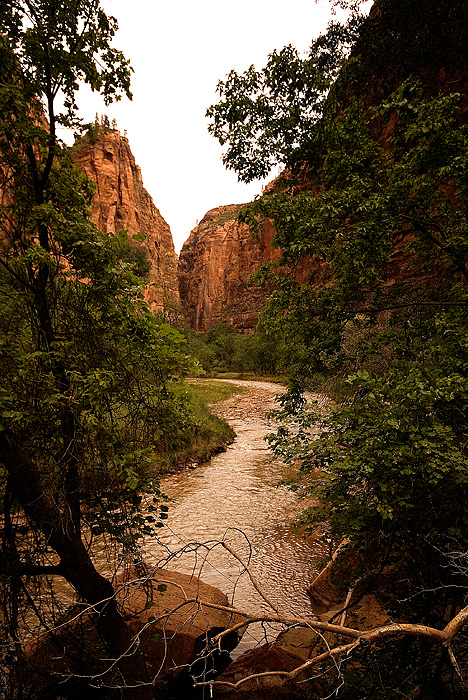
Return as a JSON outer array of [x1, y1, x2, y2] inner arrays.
[[0, 435, 155, 700]]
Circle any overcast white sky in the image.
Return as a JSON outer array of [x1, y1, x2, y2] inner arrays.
[[70, 0, 355, 253]]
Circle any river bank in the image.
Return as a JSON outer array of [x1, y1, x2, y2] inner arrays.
[[152, 380, 241, 475]]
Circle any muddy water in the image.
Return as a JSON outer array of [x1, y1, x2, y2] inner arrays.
[[140, 380, 327, 651]]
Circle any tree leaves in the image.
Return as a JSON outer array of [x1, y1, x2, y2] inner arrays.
[[0, 5, 201, 693], [209, 5, 468, 579], [206, 15, 364, 182]]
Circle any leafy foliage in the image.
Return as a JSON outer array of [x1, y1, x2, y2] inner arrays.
[[0, 0, 132, 128], [208, 0, 468, 621], [184, 322, 292, 376], [259, 82, 468, 576], [206, 16, 363, 182]]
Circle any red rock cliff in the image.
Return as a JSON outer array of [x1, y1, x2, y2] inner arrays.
[[71, 130, 179, 313], [178, 204, 281, 333]]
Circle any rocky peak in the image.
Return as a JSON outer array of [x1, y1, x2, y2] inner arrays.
[[71, 129, 179, 313], [178, 204, 280, 333]]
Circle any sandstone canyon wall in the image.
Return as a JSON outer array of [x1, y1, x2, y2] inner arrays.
[[178, 204, 281, 333], [71, 129, 179, 313]]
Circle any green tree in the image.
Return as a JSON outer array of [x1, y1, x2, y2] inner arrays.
[[208, 0, 468, 636], [205, 322, 236, 370], [0, 2, 191, 697], [206, 19, 362, 183]]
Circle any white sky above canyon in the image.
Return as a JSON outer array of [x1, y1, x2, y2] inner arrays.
[[69, 0, 369, 253]]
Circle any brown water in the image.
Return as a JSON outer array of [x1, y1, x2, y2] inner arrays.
[[139, 380, 327, 651]]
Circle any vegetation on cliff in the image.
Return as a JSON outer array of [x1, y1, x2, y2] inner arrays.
[[70, 119, 180, 315], [208, 0, 468, 694]]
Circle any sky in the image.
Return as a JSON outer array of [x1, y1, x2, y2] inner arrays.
[[69, 0, 353, 254]]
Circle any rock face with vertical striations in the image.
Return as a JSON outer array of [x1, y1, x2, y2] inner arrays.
[[71, 129, 179, 313], [177, 204, 281, 333]]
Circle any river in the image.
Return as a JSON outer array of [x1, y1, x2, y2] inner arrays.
[[139, 379, 327, 652]]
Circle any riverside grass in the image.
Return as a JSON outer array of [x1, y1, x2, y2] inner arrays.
[[153, 380, 243, 473]]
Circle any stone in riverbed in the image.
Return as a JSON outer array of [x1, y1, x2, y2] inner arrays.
[[26, 568, 244, 696]]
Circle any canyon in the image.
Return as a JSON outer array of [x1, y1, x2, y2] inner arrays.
[[3, 1, 468, 697], [72, 131, 280, 333], [177, 205, 279, 333]]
